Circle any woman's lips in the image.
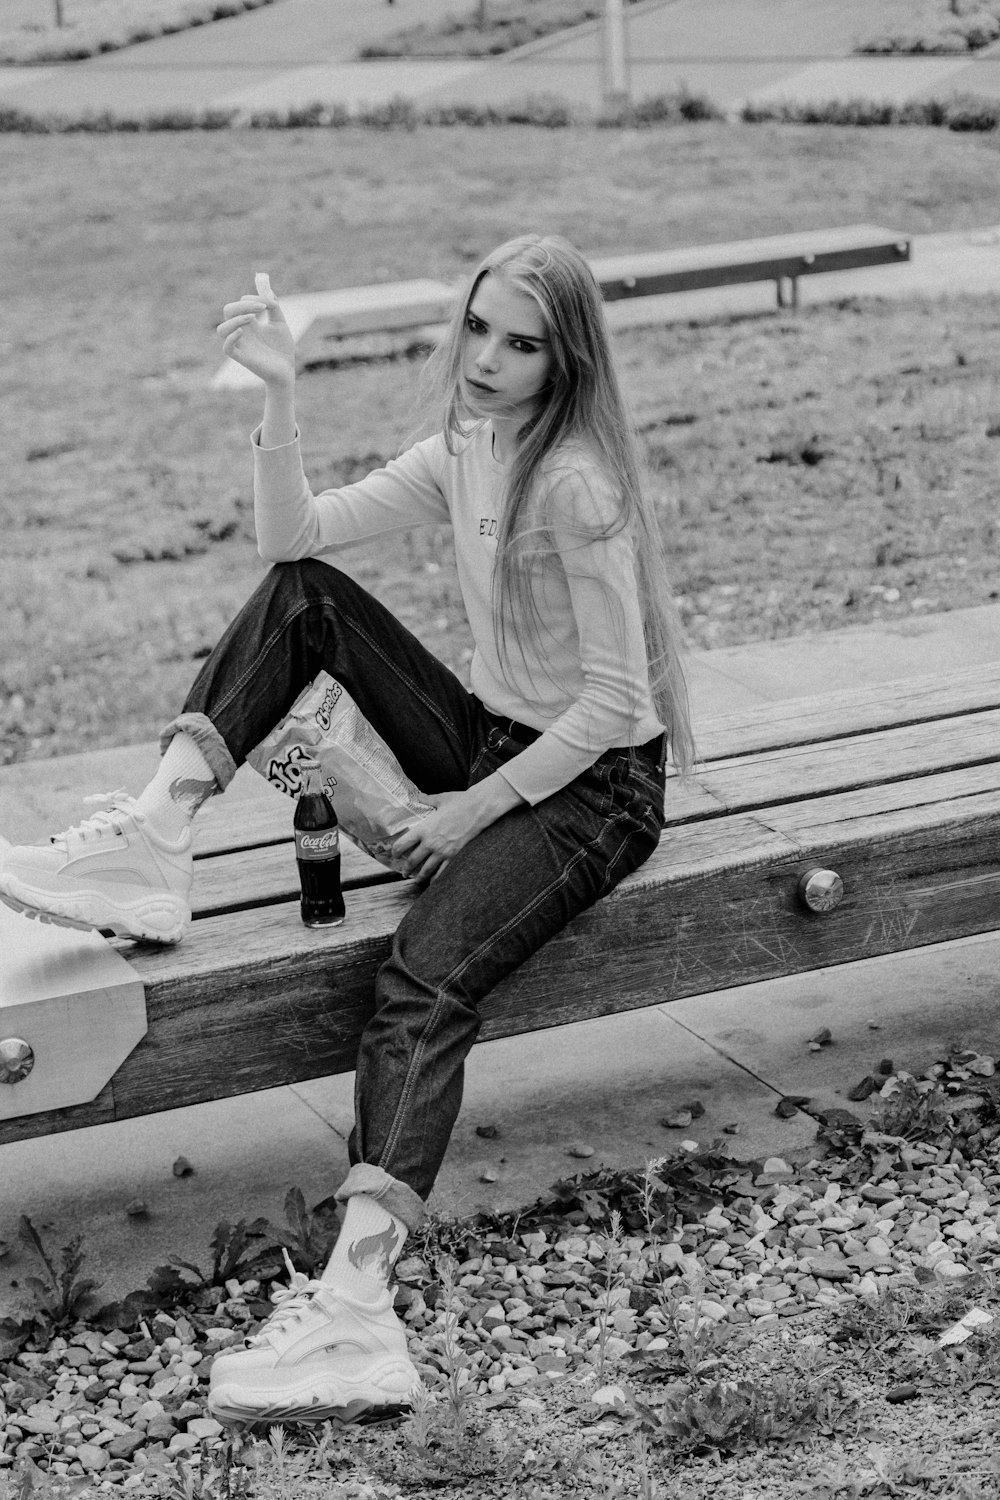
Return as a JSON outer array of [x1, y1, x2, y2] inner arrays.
[[467, 376, 497, 394]]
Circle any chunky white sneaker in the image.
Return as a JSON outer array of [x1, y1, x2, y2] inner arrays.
[[208, 1264, 422, 1426], [0, 792, 192, 944]]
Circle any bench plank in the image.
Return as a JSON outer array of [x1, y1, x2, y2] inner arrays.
[[760, 763, 1000, 844], [195, 838, 397, 910], [700, 709, 1000, 812], [695, 662, 1000, 760]]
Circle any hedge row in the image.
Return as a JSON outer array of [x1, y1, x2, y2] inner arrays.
[[2, 90, 1000, 133], [859, 3, 1000, 55], [741, 92, 1000, 132], [0, 89, 721, 132]]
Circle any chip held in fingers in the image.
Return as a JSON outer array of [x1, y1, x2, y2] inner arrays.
[[254, 271, 274, 302]]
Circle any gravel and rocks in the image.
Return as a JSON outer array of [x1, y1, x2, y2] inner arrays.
[[2, 1058, 1000, 1496]]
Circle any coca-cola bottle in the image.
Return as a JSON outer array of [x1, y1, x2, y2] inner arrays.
[[294, 760, 345, 928]]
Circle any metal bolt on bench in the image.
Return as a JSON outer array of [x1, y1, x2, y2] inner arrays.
[[0, 1037, 34, 1085]]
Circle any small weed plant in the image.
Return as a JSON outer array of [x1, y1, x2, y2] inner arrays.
[[594, 1208, 625, 1382], [0, 1217, 101, 1356], [19, 1216, 100, 1326], [623, 1369, 821, 1456], [0, 1458, 96, 1499], [423, 1256, 478, 1430]]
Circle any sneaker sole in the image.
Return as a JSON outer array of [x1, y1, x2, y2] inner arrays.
[[0, 878, 188, 945], [208, 1393, 413, 1428], [208, 1364, 421, 1428]]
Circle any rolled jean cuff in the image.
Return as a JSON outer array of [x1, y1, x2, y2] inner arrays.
[[159, 712, 238, 792], [334, 1164, 425, 1233]]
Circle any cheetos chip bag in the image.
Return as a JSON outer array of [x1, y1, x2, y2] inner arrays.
[[246, 672, 434, 873]]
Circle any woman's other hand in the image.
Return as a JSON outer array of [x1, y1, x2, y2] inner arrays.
[[393, 776, 525, 883]]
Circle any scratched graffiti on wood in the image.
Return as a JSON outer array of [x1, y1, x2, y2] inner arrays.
[[861, 879, 921, 951]]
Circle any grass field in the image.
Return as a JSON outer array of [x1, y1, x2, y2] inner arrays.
[[4, 122, 1000, 766]]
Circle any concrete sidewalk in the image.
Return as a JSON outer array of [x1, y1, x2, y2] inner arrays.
[[3, 0, 1000, 117], [3, 602, 1000, 1313]]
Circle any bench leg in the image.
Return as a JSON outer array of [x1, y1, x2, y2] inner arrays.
[[775, 277, 799, 311]]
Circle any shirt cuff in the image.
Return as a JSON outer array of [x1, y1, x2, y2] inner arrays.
[[250, 422, 300, 452], [495, 736, 597, 806]]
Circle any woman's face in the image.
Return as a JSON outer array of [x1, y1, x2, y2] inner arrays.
[[461, 273, 554, 423]]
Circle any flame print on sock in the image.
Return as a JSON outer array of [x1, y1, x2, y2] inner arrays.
[[347, 1224, 402, 1282], [169, 776, 216, 813]]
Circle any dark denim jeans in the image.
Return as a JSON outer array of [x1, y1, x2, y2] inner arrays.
[[165, 560, 666, 1227]]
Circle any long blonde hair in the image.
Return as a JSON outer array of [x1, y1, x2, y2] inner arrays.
[[422, 233, 695, 774]]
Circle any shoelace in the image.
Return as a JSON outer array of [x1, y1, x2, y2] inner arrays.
[[246, 1252, 326, 1348], [51, 790, 144, 849]]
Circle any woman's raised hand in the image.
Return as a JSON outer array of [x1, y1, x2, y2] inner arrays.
[[217, 272, 296, 386]]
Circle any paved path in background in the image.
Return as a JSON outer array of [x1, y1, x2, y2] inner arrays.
[[0, 0, 469, 112], [4, 0, 1000, 115], [415, 0, 1000, 112]]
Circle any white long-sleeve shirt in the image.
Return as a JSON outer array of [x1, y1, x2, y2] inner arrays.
[[252, 421, 663, 805]]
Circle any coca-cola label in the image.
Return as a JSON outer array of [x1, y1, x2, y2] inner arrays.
[[295, 828, 340, 861]]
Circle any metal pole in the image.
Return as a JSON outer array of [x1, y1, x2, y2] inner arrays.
[[54, 0, 65, 25], [602, 0, 630, 107]]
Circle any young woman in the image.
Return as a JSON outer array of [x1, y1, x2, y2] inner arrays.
[[0, 233, 694, 1427]]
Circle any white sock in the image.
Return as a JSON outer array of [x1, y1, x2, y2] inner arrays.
[[320, 1194, 408, 1302], [135, 733, 217, 838]]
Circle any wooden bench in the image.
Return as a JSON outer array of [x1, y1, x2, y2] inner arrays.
[[211, 224, 911, 390], [3, 660, 999, 1146], [590, 224, 911, 311]]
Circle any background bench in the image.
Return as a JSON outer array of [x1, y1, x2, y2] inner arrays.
[[2, 660, 998, 1145], [211, 224, 912, 390]]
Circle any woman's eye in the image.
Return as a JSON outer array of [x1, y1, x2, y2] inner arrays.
[[467, 317, 486, 334]]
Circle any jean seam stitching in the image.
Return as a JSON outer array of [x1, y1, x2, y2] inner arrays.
[[340, 605, 467, 747], [378, 987, 449, 1170], [212, 599, 314, 718], [377, 820, 586, 1170], [376, 795, 657, 1172], [598, 810, 641, 896]]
